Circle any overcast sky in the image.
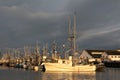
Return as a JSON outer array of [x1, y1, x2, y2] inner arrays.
[[0, 0, 120, 50]]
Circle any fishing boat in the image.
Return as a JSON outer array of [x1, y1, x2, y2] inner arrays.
[[43, 13, 96, 72], [43, 56, 96, 72]]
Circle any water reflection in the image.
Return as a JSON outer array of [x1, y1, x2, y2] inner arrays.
[[1, 67, 120, 80], [96, 68, 120, 80], [42, 71, 96, 80], [0, 66, 96, 80]]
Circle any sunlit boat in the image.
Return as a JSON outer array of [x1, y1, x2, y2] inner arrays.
[[43, 56, 96, 72]]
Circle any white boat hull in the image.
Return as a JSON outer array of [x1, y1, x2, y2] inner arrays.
[[44, 63, 96, 72]]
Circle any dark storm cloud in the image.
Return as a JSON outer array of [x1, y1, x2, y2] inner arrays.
[[0, 0, 68, 48], [0, 0, 120, 50], [66, 0, 120, 49]]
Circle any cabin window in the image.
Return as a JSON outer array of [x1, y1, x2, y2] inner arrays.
[[111, 56, 113, 58], [62, 61, 65, 63]]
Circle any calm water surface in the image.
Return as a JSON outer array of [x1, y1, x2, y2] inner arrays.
[[0, 67, 120, 80]]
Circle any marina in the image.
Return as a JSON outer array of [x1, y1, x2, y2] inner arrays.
[[0, 14, 97, 72], [0, 0, 120, 80], [0, 14, 120, 72]]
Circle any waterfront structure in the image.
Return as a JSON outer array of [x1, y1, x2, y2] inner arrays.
[[101, 50, 120, 68], [80, 50, 105, 63], [80, 50, 120, 62], [102, 50, 120, 61]]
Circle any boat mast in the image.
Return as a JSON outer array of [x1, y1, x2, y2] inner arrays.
[[51, 41, 58, 59], [36, 41, 40, 55], [68, 13, 77, 56], [68, 16, 71, 38], [73, 13, 76, 55]]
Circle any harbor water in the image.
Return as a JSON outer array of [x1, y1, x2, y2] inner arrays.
[[0, 67, 120, 80]]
